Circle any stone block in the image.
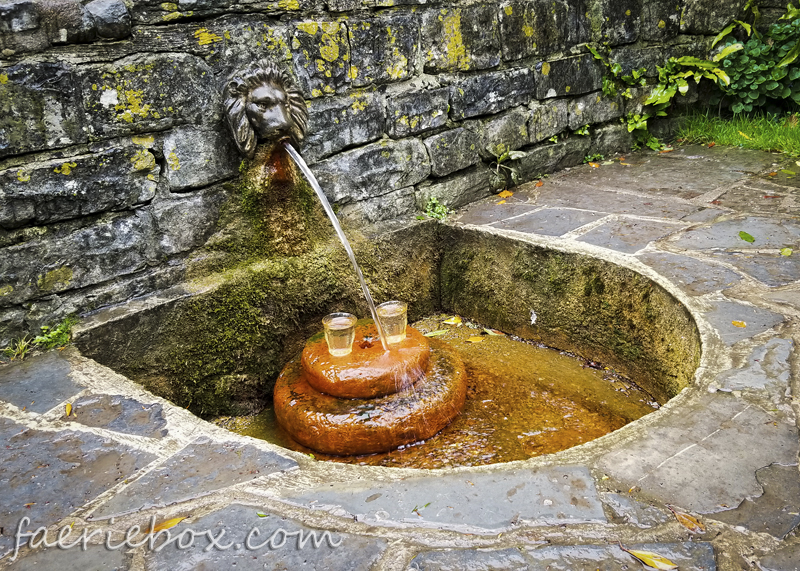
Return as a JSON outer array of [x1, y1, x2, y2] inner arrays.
[[38, 0, 96, 45], [535, 55, 603, 99], [129, 0, 309, 25], [636, 251, 742, 295], [348, 13, 418, 86], [303, 91, 385, 163], [610, 46, 670, 78], [483, 107, 530, 157], [641, 0, 681, 40], [568, 91, 625, 129], [92, 439, 297, 517], [410, 548, 529, 570], [424, 128, 481, 177], [0, 62, 87, 158], [0, 0, 39, 33], [416, 165, 499, 210], [681, 0, 747, 34], [79, 53, 215, 138], [0, 211, 159, 307], [588, 0, 642, 45], [578, 218, 685, 253], [311, 139, 430, 204], [162, 126, 239, 191], [494, 208, 605, 236], [152, 187, 225, 255], [0, 351, 83, 413], [526, 542, 717, 570], [499, 0, 589, 61], [339, 186, 417, 223], [291, 21, 351, 97], [85, 0, 130, 40], [591, 123, 634, 155], [0, 140, 159, 229], [450, 68, 536, 119], [529, 99, 569, 143], [421, 5, 501, 73], [386, 87, 450, 139], [69, 394, 168, 438], [515, 137, 592, 180]]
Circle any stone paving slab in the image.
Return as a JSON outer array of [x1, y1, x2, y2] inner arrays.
[[279, 466, 606, 532], [681, 207, 727, 223], [635, 252, 742, 295], [0, 418, 156, 557], [659, 145, 780, 174], [524, 541, 717, 570], [408, 547, 529, 570], [0, 351, 84, 414], [713, 464, 800, 539], [524, 182, 701, 220], [92, 438, 298, 518], [597, 393, 799, 514], [671, 217, 800, 251], [68, 394, 168, 438], [577, 218, 685, 253], [146, 503, 387, 571], [715, 185, 799, 216], [4, 542, 131, 571], [716, 338, 793, 397], [490, 208, 606, 236], [701, 300, 785, 346], [764, 289, 800, 312], [759, 542, 800, 571], [454, 201, 539, 226], [710, 252, 800, 287], [599, 492, 671, 528]]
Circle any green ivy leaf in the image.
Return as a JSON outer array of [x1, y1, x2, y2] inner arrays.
[[780, 248, 793, 256], [713, 42, 744, 61], [739, 231, 756, 243], [712, 22, 737, 47], [777, 40, 800, 67]]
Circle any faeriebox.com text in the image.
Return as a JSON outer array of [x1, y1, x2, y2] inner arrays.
[[10, 515, 342, 561]]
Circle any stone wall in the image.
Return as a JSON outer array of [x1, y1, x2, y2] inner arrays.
[[0, 0, 748, 345]]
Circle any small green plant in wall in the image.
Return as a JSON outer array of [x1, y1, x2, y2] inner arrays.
[[2, 316, 79, 362], [422, 197, 450, 221], [488, 147, 528, 189]]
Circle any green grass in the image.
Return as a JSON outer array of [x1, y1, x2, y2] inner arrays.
[[677, 111, 800, 157]]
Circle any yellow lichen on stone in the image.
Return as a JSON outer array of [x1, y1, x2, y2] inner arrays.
[[224, 30, 232, 40], [0, 285, 13, 297], [297, 22, 318, 36], [311, 88, 323, 97], [115, 89, 152, 123], [565, 85, 571, 92], [658, 19, 666, 28], [348, 65, 359, 80], [131, 148, 157, 171], [54, 162, 77, 175], [132, 135, 155, 147], [194, 28, 223, 46], [442, 11, 469, 70], [167, 151, 181, 171], [38, 267, 73, 291], [0, 74, 8, 84], [626, 9, 631, 15], [351, 94, 367, 112], [16, 170, 30, 182], [319, 30, 340, 63], [161, 2, 178, 10], [278, 0, 300, 9], [523, 24, 534, 37], [504, 5, 513, 15], [162, 11, 184, 21], [541, 62, 551, 75]]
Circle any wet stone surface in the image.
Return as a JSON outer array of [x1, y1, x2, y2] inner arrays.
[[453, 200, 538, 226], [68, 394, 168, 438], [635, 252, 742, 295], [0, 351, 83, 413], [0, 417, 156, 556], [525, 542, 717, 570], [716, 338, 793, 397], [671, 217, 800, 251], [701, 301, 785, 346], [92, 438, 297, 518], [279, 466, 606, 532], [408, 547, 529, 570], [491, 207, 605, 236], [709, 251, 800, 287], [6, 541, 132, 570], [600, 492, 672, 528], [146, 503, 387, 571], [576, 218, 684, 254]]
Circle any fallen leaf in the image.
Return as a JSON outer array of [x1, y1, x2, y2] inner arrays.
[[768, 171, 778, 176], [424, 330, 448, 337], [256, 512, 269, 518], [620, 546, 678, 570], [781, 169, 796, 178], [781, 247, 793, 256], [659, 148, 673, 153], [535, 180, 544, 187], [484, 328, 505, 336], [467, 336, 485, 343], [24, 503, 35, 508], [601, 160, 614, 165], [796, 161, 800, 167], [732, 320, 747, 328], [149, 517, 186, 533], [667, 506, 706, 533], [763, 195, 781, 198], [738, 131, 752, 140], [710, 199, 722, 205], [498, 190, 513, 198], [442, 316, 462, 326], [738, 231, 755, 243], [620, 162, 632, 166], [708, 142, 716, 147], [589, 162, 600, 168], [65, 403, 72, 417], [497, 200, 507, 204]]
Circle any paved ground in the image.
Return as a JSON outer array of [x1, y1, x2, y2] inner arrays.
[[1, 145, 798, 570]]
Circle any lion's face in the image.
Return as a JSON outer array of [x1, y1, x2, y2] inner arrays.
[[223, 60, 309, 159]]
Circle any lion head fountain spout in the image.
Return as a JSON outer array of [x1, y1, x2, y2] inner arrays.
[[223, 59, 308, 159]]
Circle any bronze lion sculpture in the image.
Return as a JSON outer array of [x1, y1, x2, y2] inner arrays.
[[223, 60, 308, 159]]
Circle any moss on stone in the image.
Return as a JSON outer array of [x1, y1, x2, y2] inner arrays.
[[38, 267, 73, 291]]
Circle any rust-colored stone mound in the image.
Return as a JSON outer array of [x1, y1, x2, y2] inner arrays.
[[274, 338, 467, 456], [301, 323, 430, 398]]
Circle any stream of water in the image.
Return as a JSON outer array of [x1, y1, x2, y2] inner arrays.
[[283, 141, 389, 351]]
